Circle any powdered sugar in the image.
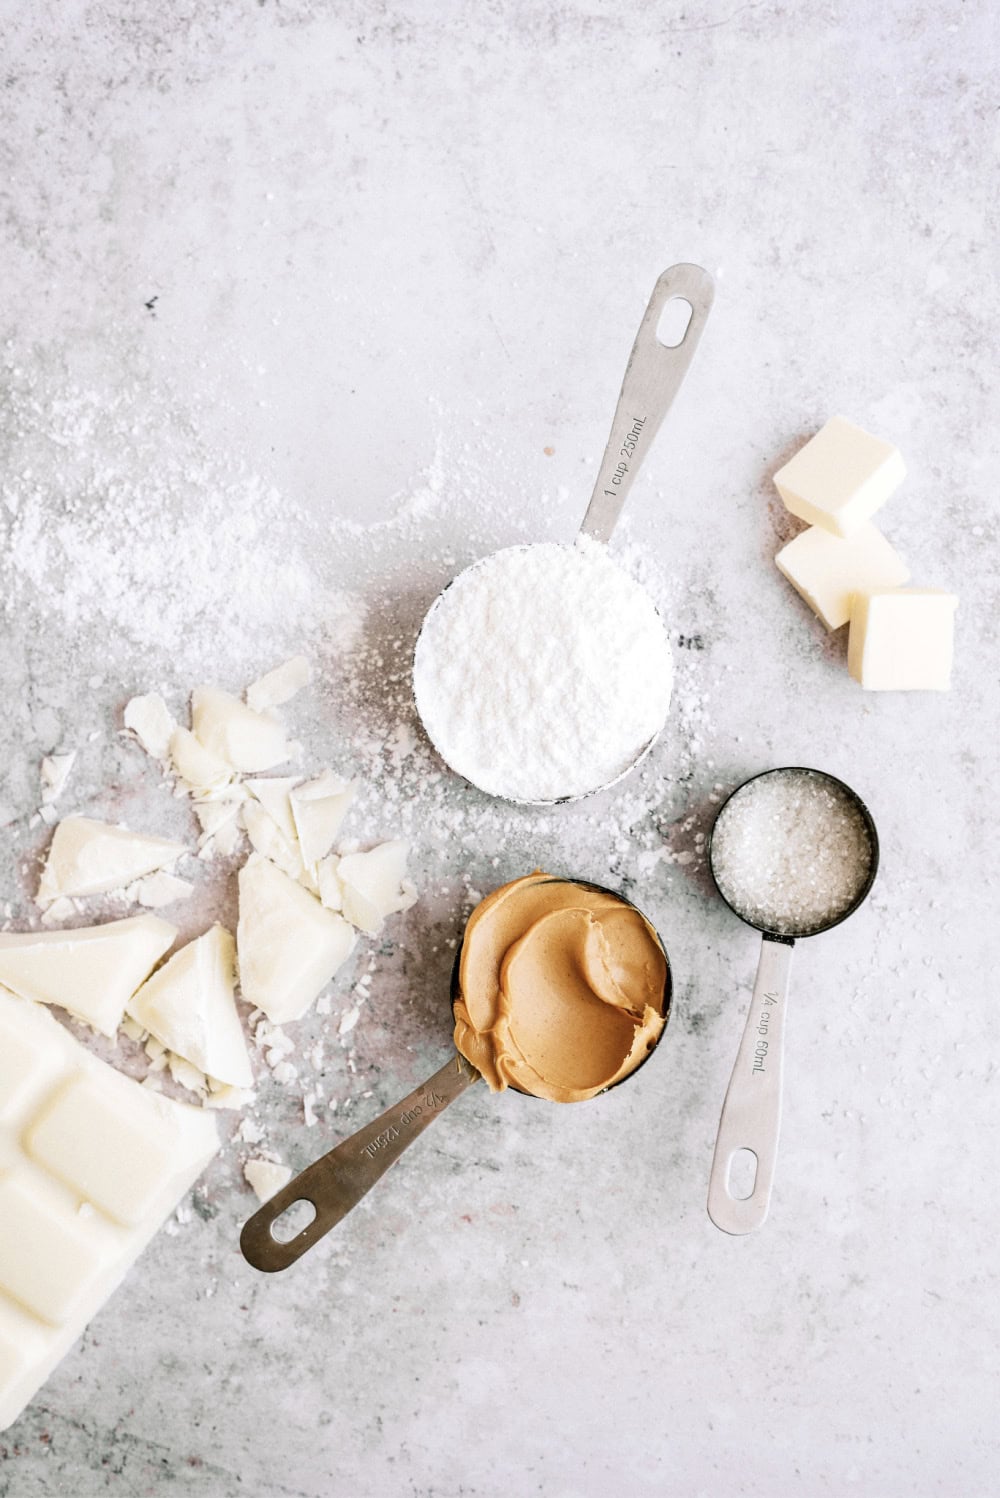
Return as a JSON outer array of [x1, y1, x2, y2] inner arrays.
[[412, 538, 674, 803]]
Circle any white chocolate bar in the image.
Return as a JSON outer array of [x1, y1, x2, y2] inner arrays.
[[0, 988, 218, 1431]]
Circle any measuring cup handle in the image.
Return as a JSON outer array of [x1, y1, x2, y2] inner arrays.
[[579, 262, 715, 545], [239, 1053, 479, 1272], [707, 935, 794, 1235]]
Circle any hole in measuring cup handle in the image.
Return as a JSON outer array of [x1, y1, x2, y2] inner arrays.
[[270, 1197, 317, 1243], [728, 1148, 758, 1201], [656, 297, 694, 348]]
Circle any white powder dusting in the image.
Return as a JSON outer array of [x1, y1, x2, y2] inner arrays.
[[710, 769, 875, 937], [412, 539, 673, 803]]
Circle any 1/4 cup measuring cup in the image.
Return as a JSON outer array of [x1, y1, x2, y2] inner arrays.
[[705, 767, 879, 1235]]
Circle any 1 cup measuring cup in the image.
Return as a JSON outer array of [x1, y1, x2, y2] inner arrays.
[[411, 263, 715, 807], [705, 767, 879, 1236], [240, 875, 672, 1273]]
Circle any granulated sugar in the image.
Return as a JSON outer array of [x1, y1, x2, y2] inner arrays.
[[412, 538, 673, 803], [710, 769, 874, 936]]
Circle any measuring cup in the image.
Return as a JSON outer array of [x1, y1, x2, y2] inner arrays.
[[412, 263, 715, 807], [705, 767, 879, 1235], [240, 877, 672, 1272]]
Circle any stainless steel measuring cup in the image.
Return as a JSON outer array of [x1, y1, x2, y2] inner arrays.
[[412, 263, 715, 807], [239, 877, 672, 1273], [705, 767, 879, 1235]]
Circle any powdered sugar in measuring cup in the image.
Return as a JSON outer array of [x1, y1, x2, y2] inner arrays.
[[412, 264, 715, 805]]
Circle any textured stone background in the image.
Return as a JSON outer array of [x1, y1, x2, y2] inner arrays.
[[1, 2, 997, 1494]]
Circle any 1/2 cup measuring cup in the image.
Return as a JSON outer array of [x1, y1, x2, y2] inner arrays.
[[240, 875, 672, 1272], [705, 767, 879, 1235]]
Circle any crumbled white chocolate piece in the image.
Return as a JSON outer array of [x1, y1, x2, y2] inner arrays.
[[244, 1158, 292, 1203], [128, 925, 253, 1089], [315, 856, 343, 911], [237, 853, 356, 1024], [190, 687, 290, 774], [37, 817, 188, 906], [39, 895, 78, 928], [169, 727, 236, 797], [120, 1014, 146, 1043], [337, 840, 417, 935], [245, 776, 301, 845], [0, 914, 176, 1037], [289, 772, 356, 866], [123, 693, 177, 761], [242, 800, 304, 882], [39, 752, 76, 806], [167, 1051, 210, 1096], [203, 1084, 254, 1111], [245, 656, 312, 713], [131, 871, 196, 908]]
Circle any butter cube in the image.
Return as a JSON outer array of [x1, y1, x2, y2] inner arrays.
[[774, 417, 906, 537], [848, 588, 958, 690], [775, 522, 910, 631]]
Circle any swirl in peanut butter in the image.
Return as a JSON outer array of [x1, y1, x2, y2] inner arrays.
[[453, 873, 668, 1103]]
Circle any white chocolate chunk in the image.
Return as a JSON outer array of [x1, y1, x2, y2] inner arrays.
[[39, 753, 76, 806], [0, 916, 176, 1037], [127, 926, 253, 1089], [123, 693, 176, 761], [243, 1158, 292, 1203], [245, 777, 301, 844], [203, 1084, 253, 1111], [132, 871, 195, 908], [316, 855, 343, 911], [775, 522, 911, 631], [848, 588, 958, 690], [289, 772, 356, 866], [242, 800, 305, 881], [37, 817, 188, 906], [0, 989, 218, 1431], [167, 1053, 209, 1096], [245, 656, 312, 713], [39, 897, 78, 928], [774, 416, 906, 538], [237, 854, 355, 1025], [169, 727, 236, 797], [338, 840, 417, 935], [190, 687, 289, 774]]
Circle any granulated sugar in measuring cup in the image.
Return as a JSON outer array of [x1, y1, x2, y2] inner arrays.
[[412, 264, 714, 806], [706, 767, 878, 1235]]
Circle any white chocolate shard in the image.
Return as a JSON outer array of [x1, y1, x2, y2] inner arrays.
[[337, 840, 417, 935], [132, 872, 195, 908], [245, 777, 301, 845], [0, 915, 177, 1037], [39, 754, 76, 806], [237, 853, 355, 1025], [242, 801, 304, 881], [123, 694, 176, 761], [166, 1053, 209, 1096], [245, 656, 312, 713], [316, 855, 343, 911], [289, 772, 357, 866], [127, 925, 253, 1089], [37, 818, 188, 907], [39, 897, 78, 928], [169, 727, 236, 797], [243, 1158, 292, 1202], [190, 687, 289, 774], [203, 1083, 254, 1111]]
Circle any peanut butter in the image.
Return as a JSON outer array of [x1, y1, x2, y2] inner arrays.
[[453, 873, 668, 1103]]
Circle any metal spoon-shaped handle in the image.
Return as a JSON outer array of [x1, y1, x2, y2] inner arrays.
[[579, 262, 715, 545], [240, 1053, 480, 1272], [707, 936, 794, 1235]]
